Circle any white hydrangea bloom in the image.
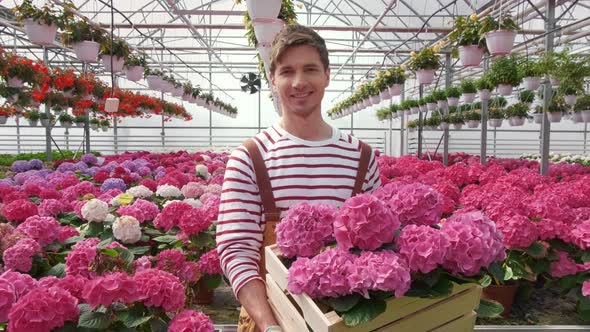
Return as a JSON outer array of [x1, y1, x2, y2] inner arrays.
[[126, 185, 154, 198], [156, 184, 182, 198], [201, 155, 211, 161], [195, 164, 209, 176], [183, 198, 203, 208], [81, 199, 109, 222], [162, 200, 181, 208], [112, 215, 142, 244], [110, 195, 121, 207]]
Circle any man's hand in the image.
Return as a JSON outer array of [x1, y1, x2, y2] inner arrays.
[[237, 279, 280, 331]]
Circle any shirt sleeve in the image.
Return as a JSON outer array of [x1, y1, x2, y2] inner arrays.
[[216, 146, 264, 298], [362, 149, 381, 193]]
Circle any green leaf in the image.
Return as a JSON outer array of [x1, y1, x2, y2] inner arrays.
[[476, 298, 504, 318], [117, 304, 153, 328], [190, 232, 215, 248], [101, 248, 119, 257], [503, 266, 514, 280], [203, 274, 222, 290], [129, 246, 151, 255], [78, 310, 110, 329], [531, 259, 550, 275], [578, 292, 590, 311], [581, 250, 590, 263], [341, 299, 386, 327], [47, 263, 66, 278], [149, 318, 168, 332], [479, 274, 492, 288], [153, 235, 179, 244], [29, 196, 41, 204], [144, 228, 163, 236], [559, 275, 578, 290], [524, 241, 547, 258], [63, 235, 85, 245], [97, 237, 114, 249], [488, 261, 505, 282], [406, 276, 453, 299], [327, 294, 361, 312], [578, 309, 590, 322], [85, 222, 104, 237], [115, 248, 135, 266]]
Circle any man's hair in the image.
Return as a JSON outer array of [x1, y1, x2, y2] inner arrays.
[[269, 24, 330, 74]]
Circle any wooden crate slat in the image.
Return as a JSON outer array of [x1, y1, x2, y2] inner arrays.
[[430, 311, 477, 332], [267, 273, 310, 332]]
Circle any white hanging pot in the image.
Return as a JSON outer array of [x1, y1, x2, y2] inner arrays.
[[427, 102, 437, 111], [362, 99, 371, 108], [41, 118, 51, 127], [91, 123, 99, 130], [391, 112, 398, 119], [369, 95, 380, 105], [0, 116, 8, 125], [182, 94, 191, 102], [478, 89, 491, 101], [497, 84, 513, 96], [75, 121, 85, 128], [564, 94, 577, 106], [404, 110, 411, 116], [485, 30, 516, 56], [462, 93, 476, 104], [172, 87, 184, 97], [416, 69, 435, 85], [582, 110, 590, 123], [146, 75, 162, 90], [7, 77, 24, 88], [160, 81, 174, 93], [458, 45, 484, 66], [256, 42, 272, 64], [453, 123, 463, 130], [410, 107, 420, 114], [437, 100, 448, 109], [379, 89, 391, 101], [489, 118, 504, 127], [440, 122, 450, 130], [28, 119, 38, 127], [23, 19, 57, 45], [447, 97, 459, 107], [523, 77, 541, 91], [101, 126, 108, 132], [510, 117, 526, 126], [508, 117, 515, 126], [548, 112, 562, 123], [126, 66, 144, 82], [245, 0, 282, 20], [572, 112, 583, 123], [61, 121, 72, 128], [73, 41, 101, 62], [388, 84, 402, 96], [396, 110, 405, 117], [252, 19, 285, 44], [419, 105, 428, 113], [533, 113, 543, 124], [467, 120, 480, 128], [101, 55, 125, 73]]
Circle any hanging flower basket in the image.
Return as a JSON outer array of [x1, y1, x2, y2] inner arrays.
[[467, 120, 480, 128], [411, 107, 420, 114], [416, 69, 435, 85], [90, 123, 99, 130], [509, 117, 526, 126], [24, 19, 58, 45], [458, 46, 484, 67], [369, 95, 380, 105], [252, 18, 285, 44], [101, 126, 108, 132], [257, 42, 272, 64], [488, 118, 503, 127], [478, 89, 491, 101], [523, 77, 541, 91], [6, 77, 25, 88], [396, 110, 404, 117], [485, 30, 516, 56], [75, 121, 85, 128], [437, 100, 448, 109], [404, 110, 411, 116], [572, 112, 583, 123], [146, 75, 162, 90], [73, 41, 101, 62], [427, 102, 437, 111], [172, 87, 184, 97], [582, 110, 590, 123], [564, 95, 577, 106], [379, 90, 391, 101], [126, 66, 144, 82], [61, 121, 72, 128], [440, 122, 450, 130], [550, 77, 561, 87], [160, 81, 175, 93], [388, 84, 402, 96], [548, 112, 562, 123], [101, 55, 125, 73], [447, 97, 459, 107], [462, 93, 476, 104], [245, 0, 282, 20], [497, 84, 513, 96], [419, 105, 428, 113], [453, 123, 463, 130], [533, 113, 543, 124]]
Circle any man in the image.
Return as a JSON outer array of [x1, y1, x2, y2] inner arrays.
[[216, 24, 381, 332]]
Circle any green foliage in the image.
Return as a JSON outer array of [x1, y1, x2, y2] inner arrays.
[[488, 107, 505, 119], [519, 90, 535, 103], [464, 111, 481, 121], [489, 55, 523, 86], [449, 113, 465, 124], [125, 53, 147, 67], [13, 0, 75, 29], [459, 79, 477, 93], [23, 110, 40, 121], [376, 108, 392, 121], [488, 96, 508, 108], [61, 19, 106, 45], [100, 38, 131, 59], [477, 298, 505, 318], [575, 95, 590, 111], [520, 57, 545, 77], [340, 298, 387, 327], [475, 75, 494, 91], [445, 86, 461, 98], [447, 15, 486, 53], [505, 102, 530, 118], [480, 15, 519, 34], [408, 47, 441, 71], [431, 89, 446, 101]]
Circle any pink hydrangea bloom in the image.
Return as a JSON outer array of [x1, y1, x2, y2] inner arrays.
[[132, 199, 160, 222], [133, 256, 153, 273], [441, 210, 505, 276], [57, 226, 80, 243], [385, 183, 444, 226], [38, 198, 67, 217], [571, 220, 590, 250], [202, 196, 220, 222], [154, 201, 193, 231], [276, 202, 336, 258], [204, 184, 222, 196], [198, 249, 222, 275], [65, 239, 100, 278], [396, 225, 450, 273], [156, 249, 187, 273], [0, 278, 16, 322], [179, 262, 201, 283], [82, 272, 138, 308], [496, 214, 540, 249], [181, 182, 206, 199], [583, 281, 590, 297], [134, 269, 186, 311], [38, 276, 60, 289], [3, 238, 42, 272], [168, 310, 215, 332], [15, 216, 61, 247], [1, 199, 38, 223], [117, 205, 146, 223], [56, 275, 88, 300], [549, 251, 579, 278], [179, 207, 211, 236], [0, 271, 36, 299], [354, 250, 411, 298], [334, 194, 399, 251], [7, 286, 79, 332]]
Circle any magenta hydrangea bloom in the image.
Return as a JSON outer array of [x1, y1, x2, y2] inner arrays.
[[334, 194, 399, 251], [156, 249, 187, 273], [179, 207, 211, 236], [117, 205, 146, 223], [181, 182, 206, 199], [0, 271, 36, 299], [396, 225, 450, 273], [549, 251, 579, 278], [82, 272, 138, 308], [57, 226, 80, 243], [7, 286, 79, 332], [179, 261, 201, 283], [496, 215, 540, 249], [0, 278, 16, 322], [583, 281, 590, 297], [571, 220, 590, 250], [354, 250, 411, 298], [3, 238, 42, 272], [441, 210, 505, 276], [65, 239, 100, 278], [15, 216, 61, 247], [168, 310, 215, 332], [1, 199, 38, 223], [154, 201, 193, 231], [134, 269, 186, 311], [132, 199, 160, 222], [276, 202, 336, 258], [38, 198, 67, 217], [386, 183, 444, 226], [198, 249, 222, 275]]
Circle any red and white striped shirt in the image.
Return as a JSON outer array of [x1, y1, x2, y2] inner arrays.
[[216, 124, 381, 297]]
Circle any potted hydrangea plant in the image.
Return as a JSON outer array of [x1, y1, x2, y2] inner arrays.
[[408, 47, 441, 85], [488, 55, 523, 96], [447, 14, 486, 66], [480, 15, 519, 55], [61, 19, 106, 62]]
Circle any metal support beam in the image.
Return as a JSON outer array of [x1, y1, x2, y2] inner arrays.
[[540, 0, 556, 176], [443, 54, 452, 166], [400, 87, 406, 156], [417, 85, 423, 158], [43, 47, 52, 161], [480, 58, 489, 165]]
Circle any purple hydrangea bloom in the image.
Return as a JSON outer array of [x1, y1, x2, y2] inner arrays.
[[101, 178, 127, 193], [137, 166, 151, 177], [74, 161, 88, 171], [155, 171, 166, 180], [0, 179, 14, 186], [11, 160, 29, 173], [57, 162, 77, 173], [121, 160, 137, 172], [28, 159, 44, 170], [80, 153, 98, 166], [84, 167, 99, 177]]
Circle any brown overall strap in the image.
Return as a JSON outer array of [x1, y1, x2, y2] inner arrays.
[[243, 139, 280, 275], [351, 141, 371, 196]]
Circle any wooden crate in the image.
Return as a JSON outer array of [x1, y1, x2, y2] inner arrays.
[[265, 245, 481, 332]]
